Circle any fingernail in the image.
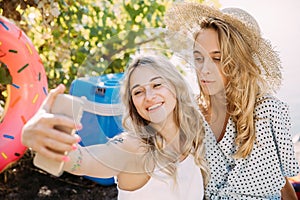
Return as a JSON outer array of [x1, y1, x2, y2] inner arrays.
[[58, 84, 65, 89], [75, 123, 83, 130], [71, 144, 78, 151], [62, 156, 70, 162], [76, 136, 82, 143]]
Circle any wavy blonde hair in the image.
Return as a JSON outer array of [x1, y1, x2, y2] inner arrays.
[[196, 18, 269, 159], [121, 54, 209, 185]]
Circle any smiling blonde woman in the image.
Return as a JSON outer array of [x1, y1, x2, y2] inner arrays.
[[22, 54, 209, 200]]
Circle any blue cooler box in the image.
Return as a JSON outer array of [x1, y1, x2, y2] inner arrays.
[[70, 73, 124, 186]]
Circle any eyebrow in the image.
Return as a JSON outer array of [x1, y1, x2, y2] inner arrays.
[[193, 50, 220, 55], [131, 76, 163, 91], [193, 50, 202, 54]]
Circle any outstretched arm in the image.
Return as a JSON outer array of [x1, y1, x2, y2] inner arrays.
[[64, 134, 144, 178], [63, 143, 120, 178], [22, 84, 144, 178]]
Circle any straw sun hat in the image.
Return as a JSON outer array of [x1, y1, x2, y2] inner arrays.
[[164, 2, 282, 92]]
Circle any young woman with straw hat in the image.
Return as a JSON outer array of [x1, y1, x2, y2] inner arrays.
[[165, 2, 299, 199]]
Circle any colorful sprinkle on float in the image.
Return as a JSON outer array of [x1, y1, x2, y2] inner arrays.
[[0, 17, 48, 172]]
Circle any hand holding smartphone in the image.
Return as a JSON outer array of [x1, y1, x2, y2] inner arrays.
[[33, 94, 84, 176]]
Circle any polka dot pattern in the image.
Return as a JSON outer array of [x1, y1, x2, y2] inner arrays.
[[204, 95, 300, 199]]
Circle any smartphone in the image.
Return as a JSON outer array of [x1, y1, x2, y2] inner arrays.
[[33, 94, 84, 176]]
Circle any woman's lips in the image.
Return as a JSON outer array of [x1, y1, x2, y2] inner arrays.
[[147, 102, 163, 112], [201, 80, 214, 84]]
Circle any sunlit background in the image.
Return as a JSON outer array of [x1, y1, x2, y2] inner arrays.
[[219, 0, 300, 137]]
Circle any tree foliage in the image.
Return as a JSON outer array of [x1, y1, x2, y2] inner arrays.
[[0, 0, 223, 94], [0, 0, 177, 90]]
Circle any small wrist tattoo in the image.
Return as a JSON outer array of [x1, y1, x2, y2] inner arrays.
[[71, 147, 82, 172]]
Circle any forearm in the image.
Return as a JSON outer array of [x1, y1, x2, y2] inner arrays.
[[63, 144, 120, 178]]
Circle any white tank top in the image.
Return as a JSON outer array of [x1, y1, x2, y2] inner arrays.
[[117, 155, 204, 200]]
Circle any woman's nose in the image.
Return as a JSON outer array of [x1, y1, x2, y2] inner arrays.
[[201, 66, 210, 75], [145, 88, 156, 100], [201, 59, 214, 75]]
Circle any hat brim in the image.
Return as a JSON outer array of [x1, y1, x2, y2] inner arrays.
[[165, 3, 260, 50]]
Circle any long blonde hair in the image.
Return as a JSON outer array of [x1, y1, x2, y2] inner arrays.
[[121, 54, 209, 185], [196, 18, 269, 159]]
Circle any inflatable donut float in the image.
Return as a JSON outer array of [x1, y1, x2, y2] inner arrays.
[[0, 17, 48, 172]]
